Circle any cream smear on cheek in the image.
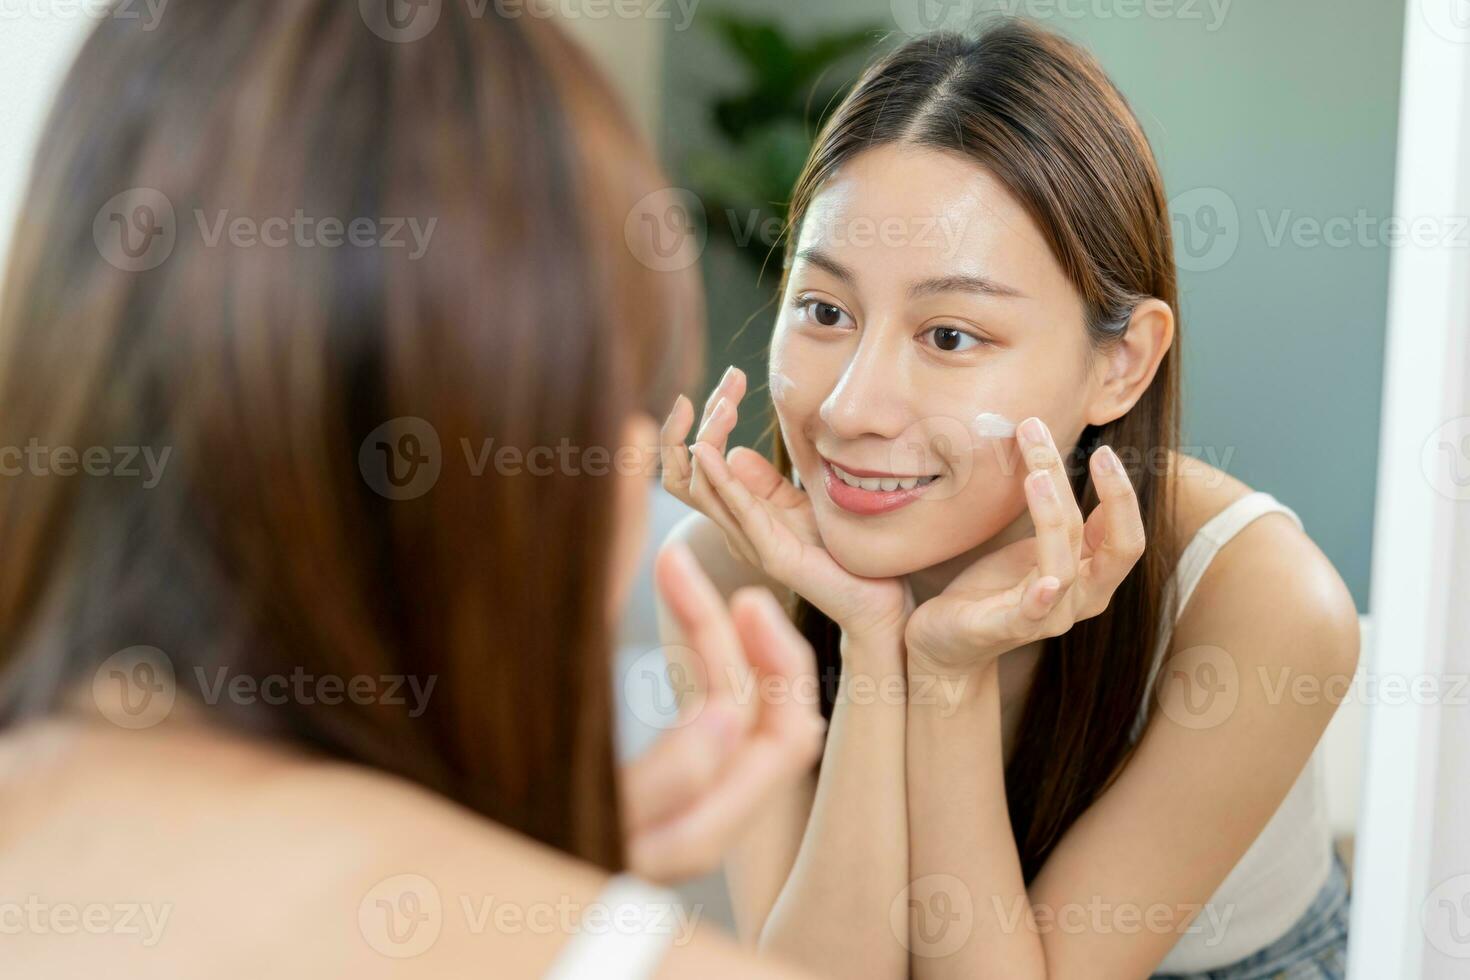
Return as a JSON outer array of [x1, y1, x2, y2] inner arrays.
[[970, 412, 1019, 439], [768, 371, 795, 403], [768, 371, 803, 488]]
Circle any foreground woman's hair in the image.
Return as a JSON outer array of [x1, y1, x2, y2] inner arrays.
[[0, 0, 699, 868], [772, 19, 1184, 880]]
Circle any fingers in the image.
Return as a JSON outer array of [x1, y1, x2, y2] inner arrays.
[[621, 700, 741, 835], [690, 442, 790, 572], [653, 542, 753, 715], [1076, 444, 1146, 615], [660, 368, 758, 565], [659, 393, 695, 501], [727, 446, 808, 511], [1000, 574, 1064, 636], [943, 575, 1062, 653], [691, 366, 746, 471], [627, 588, 823, 881], [687, 367, 747, 530], [698, 365, 747, 433], [1017, 416, 1082, 594], [728, 586, 818, 730]]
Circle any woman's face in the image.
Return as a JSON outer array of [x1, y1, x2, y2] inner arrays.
[[771, 144, 1104, 579]]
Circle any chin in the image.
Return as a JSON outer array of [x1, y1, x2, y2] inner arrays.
[[820, 524, 956, 580]]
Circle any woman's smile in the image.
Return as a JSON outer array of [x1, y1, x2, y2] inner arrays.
[[820, 457, 942, 516]]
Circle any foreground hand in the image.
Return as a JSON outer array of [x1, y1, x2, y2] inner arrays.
[[904, 417, 1146, 677], [621, 542, 825, 884], [660, 365, 911, 641]]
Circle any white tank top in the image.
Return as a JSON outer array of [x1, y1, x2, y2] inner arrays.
[[1138, 491, 1334, 974], [543, 874, 682, 979]]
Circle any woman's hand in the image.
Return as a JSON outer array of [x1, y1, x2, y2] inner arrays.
[[904, 416, 1146, 678], [621, 542, 825, 885], [660, 365, 912, 642]]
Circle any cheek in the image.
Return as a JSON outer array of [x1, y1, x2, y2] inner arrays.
[[768, 329, 837, 438]]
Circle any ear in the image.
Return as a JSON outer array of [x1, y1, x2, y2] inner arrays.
[[606, 412, 660, 625], [1084, 298, 1175, 427]]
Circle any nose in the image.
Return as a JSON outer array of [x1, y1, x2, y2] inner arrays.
[[818, 328, 912, 441]]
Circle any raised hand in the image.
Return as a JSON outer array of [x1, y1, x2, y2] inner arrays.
[[660, 366, 912, 641], [904, 416, 1146, 676], [621, 543, 825, 884]]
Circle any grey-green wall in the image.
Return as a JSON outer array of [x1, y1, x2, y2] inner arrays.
[[658, 0, 1404, 609]]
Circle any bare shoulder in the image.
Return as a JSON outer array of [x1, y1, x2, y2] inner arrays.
[[12, 721, 804, 979], [261, 757, 810, 978], [663, 510, 782, 601], [1166, 451, 1361, 682]]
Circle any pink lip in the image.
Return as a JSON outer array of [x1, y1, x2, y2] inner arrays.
[[820, 460, 941, 516]]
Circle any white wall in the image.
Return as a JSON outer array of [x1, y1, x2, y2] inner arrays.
[[555, 4, 665, 138], [0, 12, 93, 274]]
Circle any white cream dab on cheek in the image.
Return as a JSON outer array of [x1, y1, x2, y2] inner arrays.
[[768, 371, 795, 402], [971, 412, 1019, 438]]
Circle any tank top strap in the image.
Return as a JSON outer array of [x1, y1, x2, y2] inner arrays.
[[542, 873, 682, 980], [1130, 491, 1305, 743]]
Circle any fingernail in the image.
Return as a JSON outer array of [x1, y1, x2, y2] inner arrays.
[[1020, 417, 1047, 445], [1031, 469, 1056, 499], [1099, 445, 1122, 474], [720, 365, 735, 386], [712, 396, 730, 419]]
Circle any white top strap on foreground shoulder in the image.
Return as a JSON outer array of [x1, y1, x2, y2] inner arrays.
[[542, 874, 685, 980], [1171, 491, 1304, 614]]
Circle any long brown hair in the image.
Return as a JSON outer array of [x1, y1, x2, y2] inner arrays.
[[0, 0, 700, 870], [772, 19, 1182, 881]]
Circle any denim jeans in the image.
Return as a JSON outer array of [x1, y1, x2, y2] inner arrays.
[[1151, 853, 1350, 980]]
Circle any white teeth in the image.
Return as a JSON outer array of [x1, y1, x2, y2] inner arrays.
[[830, 463, 938, 492]]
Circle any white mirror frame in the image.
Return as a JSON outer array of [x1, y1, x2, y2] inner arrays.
[[1349, 2, 1470, 976]]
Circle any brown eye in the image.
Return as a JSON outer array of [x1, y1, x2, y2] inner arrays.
[[814, 302, 843, 326], [924, 325, 983, 353], [794, 297, 852, 329]]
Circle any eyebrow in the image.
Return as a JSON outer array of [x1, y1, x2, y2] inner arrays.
[[794, 247, 1025, 300], [908, 273, 1025, 300]]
